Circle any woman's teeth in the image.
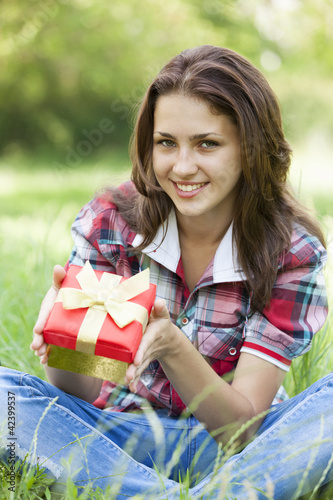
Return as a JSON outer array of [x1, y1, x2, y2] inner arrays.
[[176, 183, 205, 192]]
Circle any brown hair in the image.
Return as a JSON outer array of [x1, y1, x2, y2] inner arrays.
[[107, 45, 325, 312]]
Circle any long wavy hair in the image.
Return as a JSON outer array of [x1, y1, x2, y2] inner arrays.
[[107, 45, 325, 312]]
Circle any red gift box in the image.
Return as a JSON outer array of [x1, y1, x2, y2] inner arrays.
[[43, 262, 156, 381]]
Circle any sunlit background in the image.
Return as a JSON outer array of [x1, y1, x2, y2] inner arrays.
[[1, 0, 332, 302], [0, 0, 330, 427], [0, 7, 332, 494]]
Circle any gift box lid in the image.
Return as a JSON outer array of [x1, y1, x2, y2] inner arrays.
[[43, 263, 156, 363]]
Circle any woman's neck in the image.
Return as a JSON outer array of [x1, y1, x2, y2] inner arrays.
[[176, 211, 232, 248]]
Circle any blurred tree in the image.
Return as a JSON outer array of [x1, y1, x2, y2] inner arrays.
[[0, 0, 332, 161]]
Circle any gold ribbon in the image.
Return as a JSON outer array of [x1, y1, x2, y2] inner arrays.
[[56, 261, 150, 355], [47, 345, 128, 383]]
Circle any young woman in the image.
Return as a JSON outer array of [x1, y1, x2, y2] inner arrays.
[[1, 45, 332, 498]]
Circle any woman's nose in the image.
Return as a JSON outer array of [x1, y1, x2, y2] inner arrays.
[[173, 149, 198, 177]]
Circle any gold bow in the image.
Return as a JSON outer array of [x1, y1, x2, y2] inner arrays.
[[56, 261, 150, 355]]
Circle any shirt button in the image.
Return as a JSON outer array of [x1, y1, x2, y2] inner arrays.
[[181, 317, 189, 326], [229, 347, 237, 356]]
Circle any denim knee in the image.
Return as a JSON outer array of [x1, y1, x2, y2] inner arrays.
[[0, 366, 25, 391]]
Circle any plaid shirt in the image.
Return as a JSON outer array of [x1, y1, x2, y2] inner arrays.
[[67, 183, 328, 416]]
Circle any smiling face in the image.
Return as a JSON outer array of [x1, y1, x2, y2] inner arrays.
[[152, 93, 242, 234]]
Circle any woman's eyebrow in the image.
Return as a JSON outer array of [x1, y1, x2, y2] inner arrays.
[[153, 131, 176, 139], [189, 133, 222, 140], [153, 131, 223, 140]]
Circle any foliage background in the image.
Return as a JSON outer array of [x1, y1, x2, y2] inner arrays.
[[0, 2, 333, 497], [0, 0, 332, 384], [1, 0, 333, 166]]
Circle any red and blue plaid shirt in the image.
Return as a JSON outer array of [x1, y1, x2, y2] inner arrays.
[[67, 182, 328, 416]]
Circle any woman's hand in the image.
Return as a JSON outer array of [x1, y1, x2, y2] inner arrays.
[[30, 265, 66, 364], [31, 264, 103, 401], [125, 299, 180, 392]]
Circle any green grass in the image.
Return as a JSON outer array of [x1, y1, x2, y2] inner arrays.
[[0, 154, 332, 499], [0, 156, 132, 379]]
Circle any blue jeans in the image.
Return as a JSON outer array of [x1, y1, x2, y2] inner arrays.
[[0, 366, 332, 499]]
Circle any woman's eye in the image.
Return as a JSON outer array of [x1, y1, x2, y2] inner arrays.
[[159, 139, 176, 147], [201, 141, 218, 148]]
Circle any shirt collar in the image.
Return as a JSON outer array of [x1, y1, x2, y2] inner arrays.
[[132, 209, 245, 284]]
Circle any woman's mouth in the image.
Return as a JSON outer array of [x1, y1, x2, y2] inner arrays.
[[172, 181, 208, 197], [176, 182, 206, 192]]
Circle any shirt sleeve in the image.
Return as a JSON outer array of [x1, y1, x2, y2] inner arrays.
[[67, 197, 135, 277], [240, 228, 328, 371]]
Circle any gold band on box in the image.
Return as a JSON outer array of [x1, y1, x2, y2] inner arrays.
[[47, 262, 150, 382], [47, 345, 128, 383]]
